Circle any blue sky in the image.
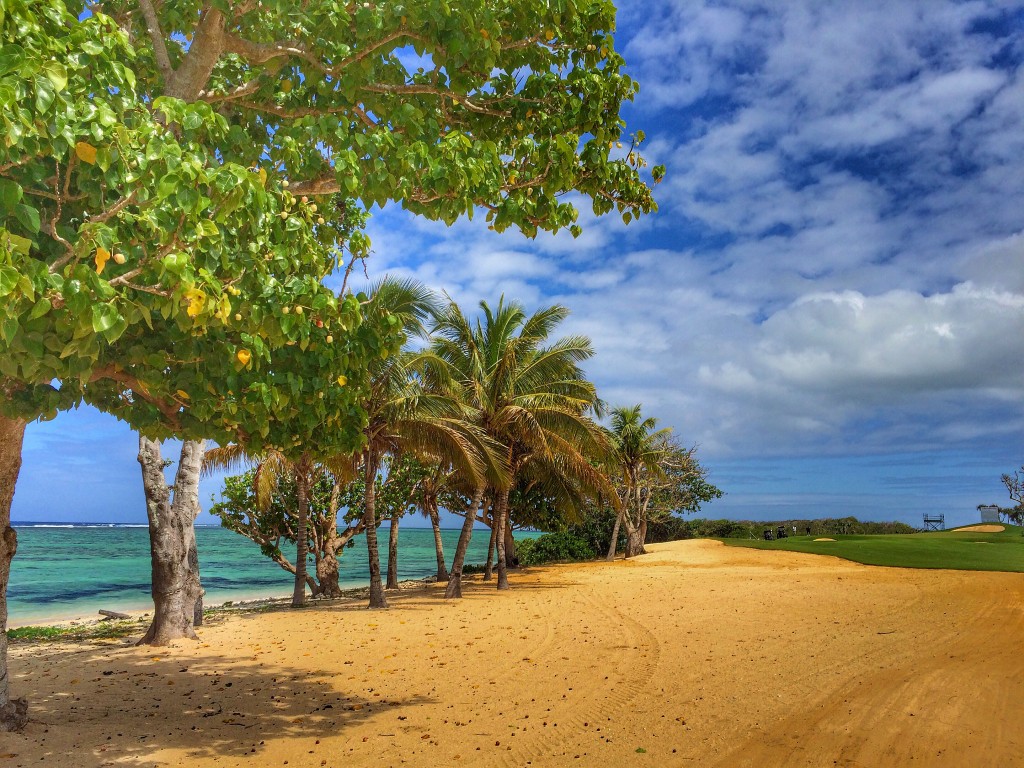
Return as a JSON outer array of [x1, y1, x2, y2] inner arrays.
[[13, 0, 1024, 528]]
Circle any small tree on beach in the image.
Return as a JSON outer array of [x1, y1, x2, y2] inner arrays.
[[210, 467, 366, 598], [605, 405, 671, 559], [604, 410, 722, 559]]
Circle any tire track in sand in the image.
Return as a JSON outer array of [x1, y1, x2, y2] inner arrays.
[[495, 582, 662, 767]]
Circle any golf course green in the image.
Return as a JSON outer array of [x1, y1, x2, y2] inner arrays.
[[721, 524, 1024, 572]]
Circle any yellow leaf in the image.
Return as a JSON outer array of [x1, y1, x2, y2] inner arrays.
[[237, 349, 252, 366], [75, 141, 97, 165], [94, 247, 110, 274], [336, 375, 347, 387], [176, 390, 190, 400], [544, 30, 554, 41], [258, 167, 267, 187], [185, 289, 206, 318]]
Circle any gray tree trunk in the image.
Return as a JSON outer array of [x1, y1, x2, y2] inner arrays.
[[445, 487, 485, 599], [386, 510, 400, 590], [137, 437, 205, 646], [606, 509, 624, 560], [0, 412, 28, 731], [363, 454, 387, 608], [494, 488, 511, 590], [427, 501, 449, 581], [292, 461, 311, 607], [625, 528, 646, 558], [504, 520, 516, 567]]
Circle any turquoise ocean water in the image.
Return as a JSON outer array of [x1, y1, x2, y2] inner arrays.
[[8, 524, 525, 626]]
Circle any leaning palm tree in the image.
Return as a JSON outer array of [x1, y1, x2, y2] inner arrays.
[[355, 278, 504, 608], [605, 405, 672, 559], [430, 297, 612, 594]]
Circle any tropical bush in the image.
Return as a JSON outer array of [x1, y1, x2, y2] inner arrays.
[[517, 531, 597, 566]]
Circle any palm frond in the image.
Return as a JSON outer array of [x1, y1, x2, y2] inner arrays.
[[201, 444, 257, 479]]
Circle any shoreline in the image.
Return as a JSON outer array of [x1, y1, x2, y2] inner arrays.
[[7, 578, 435, 632]]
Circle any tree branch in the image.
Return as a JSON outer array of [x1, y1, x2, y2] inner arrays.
[[164, 5, 226, 102], [90, 364, 182, 428], [138, 0, 174, 81]]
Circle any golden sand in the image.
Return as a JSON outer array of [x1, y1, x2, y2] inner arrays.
[[6, 539, 1023, 767], [956, 524, 1005, 533]]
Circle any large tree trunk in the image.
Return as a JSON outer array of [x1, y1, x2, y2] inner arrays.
[[0, 412, 28, 732], [316, 555, 341, 597], [482, 515, 497, 581], [624, 525, 646, 559], [363, 454, 387, 609], [445, 487, 485, 599], [386, 510, 400, 590], [427, 500, 449, 581], [494, 488, 511, 590], [606, 509, 624, 561], [137, 437, 205, 646], [316, 480, 344, 598]]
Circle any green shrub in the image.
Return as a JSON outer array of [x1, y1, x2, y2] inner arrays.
[[517, 531, 597, 566]]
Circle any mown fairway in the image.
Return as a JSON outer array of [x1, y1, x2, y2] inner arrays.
[[721, 525, 1024, 572]]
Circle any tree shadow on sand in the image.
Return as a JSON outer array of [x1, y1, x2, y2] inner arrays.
[[7, 637, 434, 767]]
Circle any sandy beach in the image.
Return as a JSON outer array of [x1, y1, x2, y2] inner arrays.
[[5, 539, 1023, 767]]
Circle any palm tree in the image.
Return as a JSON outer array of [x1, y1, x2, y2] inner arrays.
[[605, 405, 672, 559], [355, 278, 502, 608], [430, 297, 611, 594]]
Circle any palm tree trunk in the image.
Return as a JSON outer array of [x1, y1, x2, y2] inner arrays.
[[137, 437, 205, 645], [494, 487, 511, 590], [427, 500, 449, 581], [606, 509, 624, 560], [0, 411, 28, 731], [483, 516, 497, 581], [445, 487, 484, 599], [292, 463, 311, 608], [363, 453, 388, 609], [386, 510, 400, 589]]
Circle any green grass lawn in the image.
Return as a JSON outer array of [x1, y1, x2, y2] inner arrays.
[[719, 524, 1024, 573]]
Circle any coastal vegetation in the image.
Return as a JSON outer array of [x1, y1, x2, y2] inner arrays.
[[0, 0, 663, 730]]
